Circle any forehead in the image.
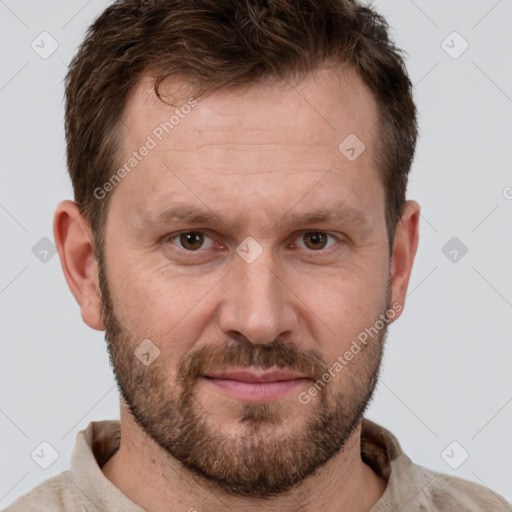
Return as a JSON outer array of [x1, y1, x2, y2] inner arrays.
[[111, 65, 383, 226], [121, 66, 379, 153]]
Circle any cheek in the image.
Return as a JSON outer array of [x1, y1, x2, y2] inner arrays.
[[106, 257, 220, 357], [298, 262, 389, 361], [106, 255, 164, 313]]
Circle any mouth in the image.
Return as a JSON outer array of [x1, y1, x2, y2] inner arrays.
[[203, 368, 310, 402]]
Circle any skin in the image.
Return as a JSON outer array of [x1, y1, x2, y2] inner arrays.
[[54, 64, 420, 512]]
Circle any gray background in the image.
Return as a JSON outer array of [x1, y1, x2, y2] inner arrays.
[[1, 0, 511, 507]]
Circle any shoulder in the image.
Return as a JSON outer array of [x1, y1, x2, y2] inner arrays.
[[403, 463, 511, 511], [361, 420, 511, 512], [5, 471, 86, 512]]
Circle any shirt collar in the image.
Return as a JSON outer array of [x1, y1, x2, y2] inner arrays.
[[70, 417, 412, 510]]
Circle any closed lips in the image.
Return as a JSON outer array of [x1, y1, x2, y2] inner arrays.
[[204, 369, 308, 383]]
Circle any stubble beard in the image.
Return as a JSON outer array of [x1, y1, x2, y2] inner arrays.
[[98, 255, 388, 498]]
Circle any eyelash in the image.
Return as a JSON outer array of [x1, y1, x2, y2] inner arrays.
[[164, 230, 343, 257]]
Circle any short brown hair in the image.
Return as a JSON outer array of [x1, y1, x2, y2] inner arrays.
[[64, 0, 417, 254]]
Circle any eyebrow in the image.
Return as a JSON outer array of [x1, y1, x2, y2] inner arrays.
[[136, 204, 371, 232]]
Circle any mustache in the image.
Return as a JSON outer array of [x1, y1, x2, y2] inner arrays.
[[176, 338, 330, 388]]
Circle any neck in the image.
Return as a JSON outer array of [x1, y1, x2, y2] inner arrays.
[[101, 405, 387, 512]]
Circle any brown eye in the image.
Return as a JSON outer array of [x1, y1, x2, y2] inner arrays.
[[171, 231, 213, 251], [302, 232, 329, 250]]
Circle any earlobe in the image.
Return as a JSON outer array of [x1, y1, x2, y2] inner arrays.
[[389, 200, 420, 317], [53, 200, 105, 331]]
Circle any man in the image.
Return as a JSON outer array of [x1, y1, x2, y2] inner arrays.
[[7, 0, 511, 510]]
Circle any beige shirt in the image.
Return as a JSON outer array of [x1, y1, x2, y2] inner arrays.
[[6, 419, 511, 511]]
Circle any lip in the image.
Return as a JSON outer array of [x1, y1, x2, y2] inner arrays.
[[205, 369, 307, 382], [203, 368, 309, 402]]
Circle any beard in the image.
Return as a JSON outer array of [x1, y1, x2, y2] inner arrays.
[[97, 256, 388, 498]]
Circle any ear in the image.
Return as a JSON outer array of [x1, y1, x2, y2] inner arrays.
[[389, 200, 420, 320], [53, 200, 105, 331]]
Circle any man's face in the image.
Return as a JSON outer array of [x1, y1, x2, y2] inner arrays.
[[98, 66, 393, 497]]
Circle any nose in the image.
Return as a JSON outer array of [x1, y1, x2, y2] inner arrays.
[[218, 248, 299, 345]]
